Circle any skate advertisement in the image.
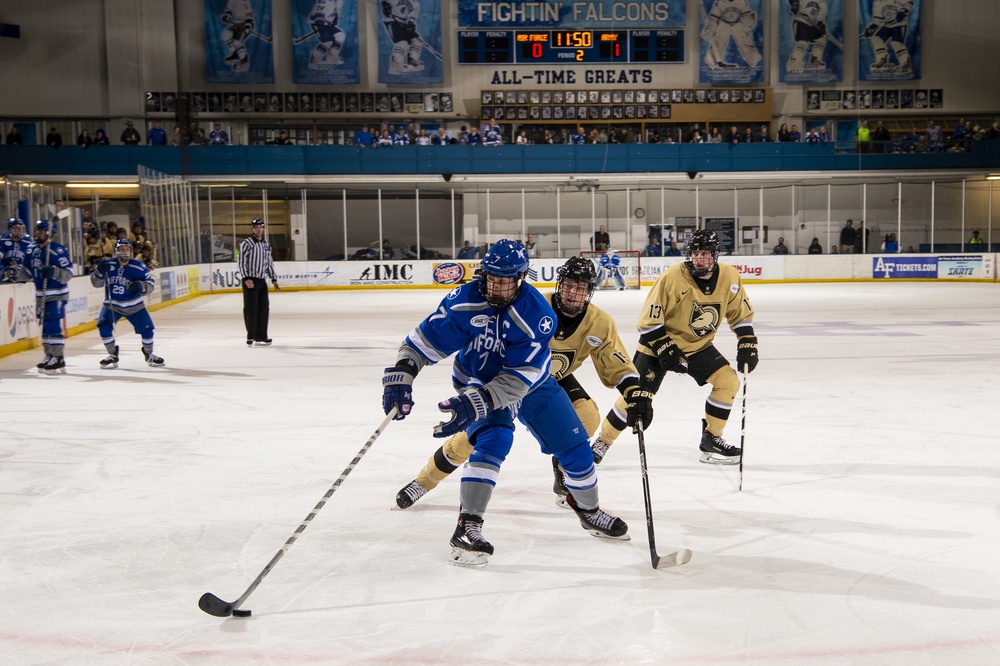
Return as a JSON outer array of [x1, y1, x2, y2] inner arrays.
[[377, 0, 444, 84], [205, 0, 275, 84], [858, 0, 921, 81], [779, 0, 844, 83], [291, 0, 360, 84], [457, 1, 687, 28], [699, 0, 765, 84]]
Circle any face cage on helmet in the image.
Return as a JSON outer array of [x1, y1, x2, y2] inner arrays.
[[554, 275, 595, 316], [9, 222, 25, 239], [480, 271, 523, 308], [117, 244, 133, 261], [685, 250, 719, 277]]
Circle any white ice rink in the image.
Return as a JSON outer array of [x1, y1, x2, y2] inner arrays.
[[1, 281, 999, 665]]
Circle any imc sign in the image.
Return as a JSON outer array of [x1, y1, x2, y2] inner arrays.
[[872, 256, 938, 279]]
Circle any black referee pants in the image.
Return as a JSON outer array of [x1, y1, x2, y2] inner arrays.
[[242, 278, 270, 341]]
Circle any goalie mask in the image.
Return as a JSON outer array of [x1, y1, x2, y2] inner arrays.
[[479, 239, 529, 308], [115, 238, 133, 262], [685, 229, 720, 278], [554, 256, 597, 316]]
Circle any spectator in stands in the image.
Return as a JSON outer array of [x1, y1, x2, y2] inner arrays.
[[646, 237, 663, 257], [771, 237, 790, 255], [854, 221, 870, 253], [392, 127, 410, 146], [354, 125, 374, 148], [130, 222, 147, 247], [525, 233, 539, 258], [726, 126, 740, 144], [857, 119, 871, 153], [400, 244, 419, 260], [708, 127, 722, 143], [881, 233, 899, 253], [433, 128, 450, 145], [76, 129, 94, 148], [210, 123, 230, 145], [596, 128, 608, 144], [608, 128, 620, 144], [94, 129, 110, 146], [648, 131, 661, 144], [377, 129, 393, 147], [6, 125, 22, 145], [276, 131, 294, 145], [588, 128, 601, 144], [137, 238, 158, 268], [192, 128, 209, 145], [83, 228, 103, 274], [969, 230, 984, 246], [989, 121, 1000, 140], [46, 127, 63, 148], [758, 125, 771, 142], [790, 125, 801, 142], [414, 129, 431, 146], [690, 130, 704, 144], [572, 126, 587, 144], [483, 118, 503, 146], [121, 120, 141, 145], [102, 222, 119, 258], [456, 240, 479, 260], [544, 130, 556, 144], [904, 245, 915, 253], [169, 125, 185, 146], [925, 120, 943, 152], [830, 245, 839, 254], [816, 126, 830, 144], [777, 123, 791, 142], [840, 219, 856, 253], [664, 241, 681, 257], [382, 239, 394, 259], [872, 121, 892, 153], [466, 125, 481, 146], [515, 129, 529, 145], [147, 121, 167, 146], [808, 237, 823, 254], [592, 225, 610, 252], [742, 127, 755, 143]]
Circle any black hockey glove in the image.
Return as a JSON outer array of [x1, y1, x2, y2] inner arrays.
[[624, 386, 655, 431], [433, 387, 493, 438], [639, 327, 687, 374], [93, 259, 109, 279], [403, 22, 418, 40], [861, 23, 877, 39], [128, 280, 144, 295], [787, 0, 800, 14], [380, 1, 392, 17], [817, 21, 827, 35], [382, 361, 416, 420], [243, 18, 255, 33], [221, 10, 233, 24], [41, 265, 59, 280], [737, 335, 759, 374]]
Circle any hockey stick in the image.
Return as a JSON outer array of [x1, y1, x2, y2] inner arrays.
[[199, 408, 398, 618], [251, 31, 273, 44], [636, 422, 693, 570], [293, 29, 317, 45], [739, 373, 747, 492]]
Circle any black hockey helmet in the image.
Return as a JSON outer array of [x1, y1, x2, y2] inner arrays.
[[554, 256, 597, 316], [251, 217, 265, 228], [685, 229, 720, 277]]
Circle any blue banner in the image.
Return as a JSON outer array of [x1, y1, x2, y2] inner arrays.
[[457, 1, 686, 28], [872, 255, 936, 279], [291, 0, 360, 84], [858, 0, 921, 81], [779, 0, 843, 83], [205, 0, 275, 84], [699, 0, 764, 83], [378, 0, 443, 84]]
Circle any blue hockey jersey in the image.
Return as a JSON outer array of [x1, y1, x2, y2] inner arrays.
[[30, 242, 73, 301], [90, 258, 155, 315], [0, 234, 36, 283], [401, 279, 556, 409]]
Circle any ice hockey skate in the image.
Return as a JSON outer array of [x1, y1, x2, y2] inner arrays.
[[36, 356, 52, 370], [449, 513, 494, 567], [395, 480, 427, 509], [550, 457, 569, 507], [591, 435, 612, 464], [699, 419, 741, 465], [565, 493, 629, 540], [38, 356, 66, 375], [254, 338, 272, 346], [143, 349, 165, 367], [100, 346, 119, 369], [405, 57, 424, 72]]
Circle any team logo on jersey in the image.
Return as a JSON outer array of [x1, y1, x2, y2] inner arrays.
[[470, 314, 490, 327], [689, 303, 722, 338], [731, 284, 739, 294], [586, 335, 602, 347], [538, 316, 554, 334], [447, 286, 462, 299], [550, 350, 576, 380]]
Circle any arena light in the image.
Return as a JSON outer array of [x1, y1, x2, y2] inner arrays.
[[66, 182, 140, 189], [987, 175, 1000, 181]]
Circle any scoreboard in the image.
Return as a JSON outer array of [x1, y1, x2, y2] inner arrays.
[[458, 29, 684, 65]]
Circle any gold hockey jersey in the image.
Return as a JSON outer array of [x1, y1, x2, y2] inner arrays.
[[546, 294, 638, 391], [637, 262, 754, 356]]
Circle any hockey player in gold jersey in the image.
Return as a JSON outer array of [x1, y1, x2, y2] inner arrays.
[[395, 255, 646, 509], [595, 229, 758, 465]]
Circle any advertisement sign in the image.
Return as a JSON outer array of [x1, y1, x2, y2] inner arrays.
[[937, 255, 984, 279], [872, 255, 937, 279]]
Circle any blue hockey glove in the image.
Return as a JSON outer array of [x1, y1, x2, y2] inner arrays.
[[382, 362, 416, 420], [433, 387, 493, 438], [737, 335, 759, 374]]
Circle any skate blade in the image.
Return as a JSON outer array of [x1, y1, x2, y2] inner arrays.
[[655, 548, 693, 569], [39, 368, 66, 375], [699, 452, 741, 465], [101, 364, 118, 370], [554, 496, 570, 509], [585, 529, 631, 541], [449, 547, 490, 568]]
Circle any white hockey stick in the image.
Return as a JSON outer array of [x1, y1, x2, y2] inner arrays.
[[636, 422, 692, 570], [199, 408, 398, 617]]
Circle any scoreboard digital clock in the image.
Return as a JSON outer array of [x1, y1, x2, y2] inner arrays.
[[458, 29, 684, 65]]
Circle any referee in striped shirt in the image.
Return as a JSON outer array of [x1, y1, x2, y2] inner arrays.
[[239, 218, 280, 346]]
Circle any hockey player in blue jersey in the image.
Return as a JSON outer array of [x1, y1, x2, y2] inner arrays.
[[30, 220, 73, 374], [90, 239, 164, 369], [598, 248, 627, 290], [382, 239, 628, 567], [1, 218, 35, 283]]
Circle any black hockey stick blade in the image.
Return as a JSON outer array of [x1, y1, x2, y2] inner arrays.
[[198, 592, 235, 617]]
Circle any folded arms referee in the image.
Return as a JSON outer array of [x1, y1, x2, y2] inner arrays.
[[239, 218, 280, 346]]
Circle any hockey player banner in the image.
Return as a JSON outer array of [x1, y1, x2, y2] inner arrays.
[[779, 0, 844, 83], [205, 0, 275, 84], [858, 0, 921, 81], [378, 0, 444, 84], [699, 0, 765, 84], [457, 0, 687, 28], [291, 0, 360, 84]]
